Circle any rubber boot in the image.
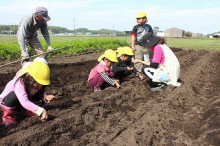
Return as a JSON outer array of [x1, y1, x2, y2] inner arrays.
[[1, 103, 17, 126]]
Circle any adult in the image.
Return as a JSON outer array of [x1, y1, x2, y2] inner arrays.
[[133, 33, 181, 90], [17, 6, 54, 64]]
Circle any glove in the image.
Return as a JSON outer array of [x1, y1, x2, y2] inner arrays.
[[47, 46, 54, 52]]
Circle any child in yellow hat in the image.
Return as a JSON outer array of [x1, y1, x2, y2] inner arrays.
[[88, 49, 120, 92], [0, 58, 55, 126], [131, 11, 153, 80], [112, 47, 137, 81]]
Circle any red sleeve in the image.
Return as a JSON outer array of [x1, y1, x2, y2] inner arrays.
[[132, 33, 137, 36]]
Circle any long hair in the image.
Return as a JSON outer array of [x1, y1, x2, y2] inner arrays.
[[158, 37, 166, 45], [16, 73, 45, 101]]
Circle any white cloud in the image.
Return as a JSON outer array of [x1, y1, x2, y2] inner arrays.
[[142, 6, 220, 34]]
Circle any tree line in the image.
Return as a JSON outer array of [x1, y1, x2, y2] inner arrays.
[[0, 25, 123, 35]]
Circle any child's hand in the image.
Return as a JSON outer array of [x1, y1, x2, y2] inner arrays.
[[132, 60, 139, 64], [41, 109, 48, 122], [115, 80, 121, 89], [131, 57, 135, 62], [132, 46, 135, 52], [127, 67, 134, 70], [45, 95, 56, 103], [114, 79, 119, 82]]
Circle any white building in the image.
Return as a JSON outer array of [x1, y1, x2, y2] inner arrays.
[[156, 31, 164, 37], [164, 27, 185, 38]]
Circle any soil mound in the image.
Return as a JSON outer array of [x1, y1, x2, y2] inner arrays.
[[0, 48, 219, 145]]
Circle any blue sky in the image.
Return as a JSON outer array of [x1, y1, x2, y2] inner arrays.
[[0, 0, 220, 34]]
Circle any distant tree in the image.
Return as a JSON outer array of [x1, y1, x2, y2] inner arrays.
[[73, 28, 89, 34], [11, 25, 18, 34], [0, 25, 124, 35], [153, 27, 160, 33], [49, 26, 70, 34], [185, 31, 192, 37]]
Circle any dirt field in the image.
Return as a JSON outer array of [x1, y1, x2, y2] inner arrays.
[[0, 48, 219, 145]]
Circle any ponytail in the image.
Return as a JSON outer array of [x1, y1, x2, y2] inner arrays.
[[158, 37, 166, 45]]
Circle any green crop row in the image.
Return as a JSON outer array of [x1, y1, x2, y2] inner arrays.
[[0, 37, 129, 60], [1, 35, 219, 60]]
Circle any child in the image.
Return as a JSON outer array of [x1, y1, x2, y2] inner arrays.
[[133, 33, 181, 91], [112, 47, 136, 81], [0, 58, 55, 126], [88, 49, 120, 92], [131, 11, 153, 80]]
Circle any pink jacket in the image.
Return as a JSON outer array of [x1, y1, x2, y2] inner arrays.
[[0, 69, 40, 113], [88, 61, 110, 81]]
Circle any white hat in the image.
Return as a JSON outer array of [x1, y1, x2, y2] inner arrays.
[[34, 57, 48, 65]]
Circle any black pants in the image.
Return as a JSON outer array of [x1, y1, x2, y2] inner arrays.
[[2, 91, 43, 108], [2, 91, 21, 108], [113, 69, 133, 80], [142, 67, 167, 88], [2, 91, 42, 120]]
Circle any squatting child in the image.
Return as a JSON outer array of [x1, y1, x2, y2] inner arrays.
[[0, 58, 55, 126], [88, 49, 120, 92], [112, 47, 136, 81]]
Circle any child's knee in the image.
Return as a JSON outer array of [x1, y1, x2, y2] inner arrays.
[[3, 91, 20, 107]]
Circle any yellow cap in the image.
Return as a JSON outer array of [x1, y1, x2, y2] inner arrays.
[[98, 49, 118, 62], [136, 11, 148, 21], [116, 47, 134, 57], [115, 47, 124, 57], [19, 61, 50, 85], [115, 47, 123, 53]]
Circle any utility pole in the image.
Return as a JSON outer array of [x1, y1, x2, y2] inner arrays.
[[74, 18, 76, 35], [9, 25, 11, 35], [112, 25, 115, 36]]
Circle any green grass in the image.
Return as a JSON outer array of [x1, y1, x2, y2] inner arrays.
[[0, 36, 18, 43], [0, 36, 129, 60], [0, 35, 219, 60], [165, 37, 220, 50]]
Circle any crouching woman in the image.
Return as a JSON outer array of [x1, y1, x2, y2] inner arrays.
[[0, 61, 55, 126], [133, 33, 181, 90]]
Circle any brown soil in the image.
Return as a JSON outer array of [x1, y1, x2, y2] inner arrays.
[[0, 48, 219, 145]]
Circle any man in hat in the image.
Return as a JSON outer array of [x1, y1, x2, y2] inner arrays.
[[17, 6, 54, 64]]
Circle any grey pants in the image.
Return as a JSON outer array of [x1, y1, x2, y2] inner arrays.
[[134, 45, 150, 72], [18, 37, 45, 58]]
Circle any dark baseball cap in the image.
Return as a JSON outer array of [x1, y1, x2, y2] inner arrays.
[[142, 32, 160, 48], [35, 7, 51, 21]]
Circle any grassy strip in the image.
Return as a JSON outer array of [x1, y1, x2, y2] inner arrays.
[[0, 36, 219, 60], [166, 38, 220, 50], [0, 36, 129, 60]]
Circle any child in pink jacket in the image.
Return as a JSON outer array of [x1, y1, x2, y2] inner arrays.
[[88, 49, 120, 92], [0, 58, 55, 126]]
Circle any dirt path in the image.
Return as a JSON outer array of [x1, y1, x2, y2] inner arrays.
[[0, 48, 219, 145]]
